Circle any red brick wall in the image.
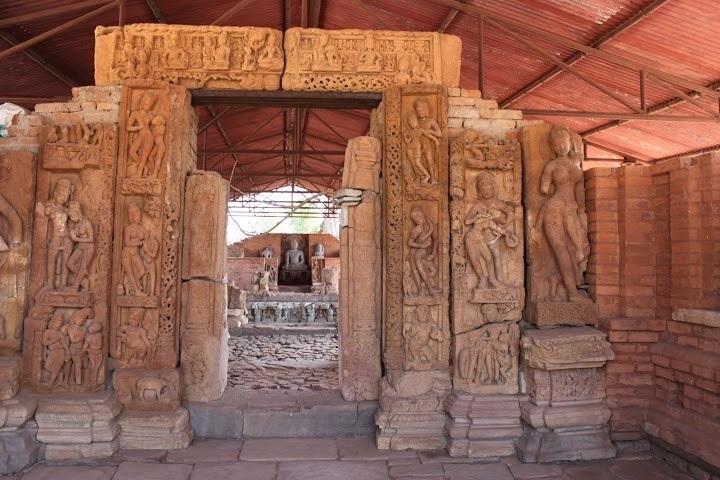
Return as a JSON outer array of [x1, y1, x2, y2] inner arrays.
[[227, 258, 266, 289], [586, 153, 720, 466]]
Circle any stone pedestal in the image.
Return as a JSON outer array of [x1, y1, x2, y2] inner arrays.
[[0, 426, 40, 474], [0, 396, 37, 430], [375, 370, 451, 451], [34, 391, 121, 460], [445, 392, 522, 458], [517, 327, 616, 462], [117, 407, 193, 449]]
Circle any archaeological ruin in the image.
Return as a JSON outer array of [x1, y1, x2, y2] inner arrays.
[[0, 1, 718, 479]]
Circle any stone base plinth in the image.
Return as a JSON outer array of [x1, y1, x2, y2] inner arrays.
[[375, 372, 450, 451], [516, 426, 616, 462], [35, 391, 121, 447], [445, 392, 522, 458], [0, 426, 40, 474], [0, 397, 37, 431], [118, 408, 194, 449], [520, 400, 611, 430], [44, 438, 119, 461], [529, 301, 598, 327]]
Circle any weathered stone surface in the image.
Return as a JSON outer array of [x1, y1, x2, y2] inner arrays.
[[0, 357, 20, 401], [337, 436, 418, 461], [516, 427, 616, 463], [110, 80, 196, 371], [520, 400, 611, 430], [338, 138, 382, 401], [180, 279, 228, 402], [0, 150, 35, 356], [443, 463, 514, 480], [95, 25, 284, 90], [521, 327, 614, 370], [112, 462, 193, 480], [672, 308, 720, 328], [44, 438, 119, 461], [113, 368, 181, 411], [189, 462, 276, 480], [524, 366, 607, 405], [182, 171, 228, 282], [278, 460, 390, 480], [283, 28, 461, 92], [531, 301, 598, 327], [24, 117, 118, 393], [165, 438, 242, 464], [0, 396, 37, 430], [520, 123, 596, 325], [22, 464, 116, 480], [239, 438, 338, 461], [35, 391, 122, 445], [117, 408, 193, 449], [0, 427, 40, 474], [444, 392, 522, 458]]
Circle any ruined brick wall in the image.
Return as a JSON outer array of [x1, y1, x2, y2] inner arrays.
[[227, 258, 266, 289], [586, 154, 720, 468]]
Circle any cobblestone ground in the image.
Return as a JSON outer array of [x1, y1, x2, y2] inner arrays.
[[227, 333, 339, 391]]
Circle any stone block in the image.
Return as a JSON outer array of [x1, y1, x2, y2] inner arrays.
[[529, 300, 598, 326], [0, 358, 20, 401], [43, 438, 119, 461], [182, 171, 228, 282], [516, 427, 616, 463], [117, 408, 193, 450], [35, 392, 121, 445], [0, 427, 40, 474], [521, 327, 614, 370], [239, 438, 338, 461], [113, 369, 181, 411], [95, 25, 284, 90], [113, 462, 193, 480], [190, 462, 277, 480], [277, 460, 390, 480], [22, 464, 116, 480], [165, 438, 242, 464], [520, 400, 611, 430], [180, 280, 228, 402], [448, 97, 477, 106], [0, 397, 37, 431], [283, 28, 461, 92], [478, 109, 522, 120], [448, 105, 480, 119]]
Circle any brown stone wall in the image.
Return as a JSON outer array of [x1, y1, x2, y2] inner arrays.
[[586, 154, 720, 468]]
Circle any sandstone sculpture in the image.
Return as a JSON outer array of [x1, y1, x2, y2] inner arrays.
[[283, 28, 461, 92], [95, 25, 284, 90]]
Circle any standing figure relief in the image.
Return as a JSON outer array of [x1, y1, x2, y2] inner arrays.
[[402, 97, 441, 185], [407, 205, 441, 297], [463, 172, 517, 290], [531, 124, 591, 303]]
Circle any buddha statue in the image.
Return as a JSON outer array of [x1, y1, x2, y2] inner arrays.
[[282, 239, 308, 271]]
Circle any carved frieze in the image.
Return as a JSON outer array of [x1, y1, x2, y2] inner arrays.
[[23, 122, 117, 392], [114, 369, 181, 411], [520, 124, 598, 326], [0, 151, 34, 354], [111, 80, 195, 371], [382, 85, 449, 371], [454, 321, 519, 394], [283, 28, 461, 92], [521, 327, 615, 370], [95, 25, 284, 90]]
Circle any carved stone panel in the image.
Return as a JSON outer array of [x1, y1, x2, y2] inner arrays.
[[283, 28, 461, 92], [521, 327, 615, 370], [23, 122, 118, 392], [454, 321, 519, 395], [113, 368, 181, 411], [182, 171, 228, 282], [95, 25, 284, 90], [111, 80, 195, 371], [520, 124, 598, 326], [0, 151, 35, 354], [382, 85, 449, 371]]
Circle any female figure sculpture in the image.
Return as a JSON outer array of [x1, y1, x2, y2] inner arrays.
[[121, 203, 150, 296], [532, 124, 591, 302], [407, 205, 440, 296], [464, 172, 517, 289]]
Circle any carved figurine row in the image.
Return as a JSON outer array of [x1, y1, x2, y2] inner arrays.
[[108, 26, 284, 80]]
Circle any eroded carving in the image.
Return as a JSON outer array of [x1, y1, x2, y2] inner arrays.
[[455, 322, 519, 394], [406, 205, 440, 297], [95, 25, 284, 90], [342, 136, 381, 192], [402, 304, 443, 370], [283, 28, 461, 92]]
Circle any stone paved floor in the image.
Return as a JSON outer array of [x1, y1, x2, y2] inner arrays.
[[227, 332, 339, 391], [15, 437, 696, 479]]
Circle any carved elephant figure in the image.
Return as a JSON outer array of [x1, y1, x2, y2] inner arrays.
[[135, 377, 175, 403]]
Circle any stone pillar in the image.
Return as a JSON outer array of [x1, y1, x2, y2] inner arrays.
[[517, 327, 616, 462], [376, 86, 451, 450], [445, 128, 524, 458], [181, 170, 229, 403], [0, 148, 35, 369], [519, 122, 614, 462], [337, 135, 382, 402], [110, 80, 195, 449]]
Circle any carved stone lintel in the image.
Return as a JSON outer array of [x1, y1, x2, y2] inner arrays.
[[521, 327, 615, 370], [95, 25, 284, 90]]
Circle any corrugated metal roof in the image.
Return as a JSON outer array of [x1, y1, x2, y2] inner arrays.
[[0, 0, 718, 193]]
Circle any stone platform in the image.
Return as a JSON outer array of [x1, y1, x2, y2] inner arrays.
[[14, 436, 695, 480]]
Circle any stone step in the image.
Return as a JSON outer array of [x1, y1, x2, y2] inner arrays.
[[184, 388, 377, 439]]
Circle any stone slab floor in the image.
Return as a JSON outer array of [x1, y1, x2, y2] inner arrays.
[[227, 328, 339, 391], [13, 437, 696, 480]]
